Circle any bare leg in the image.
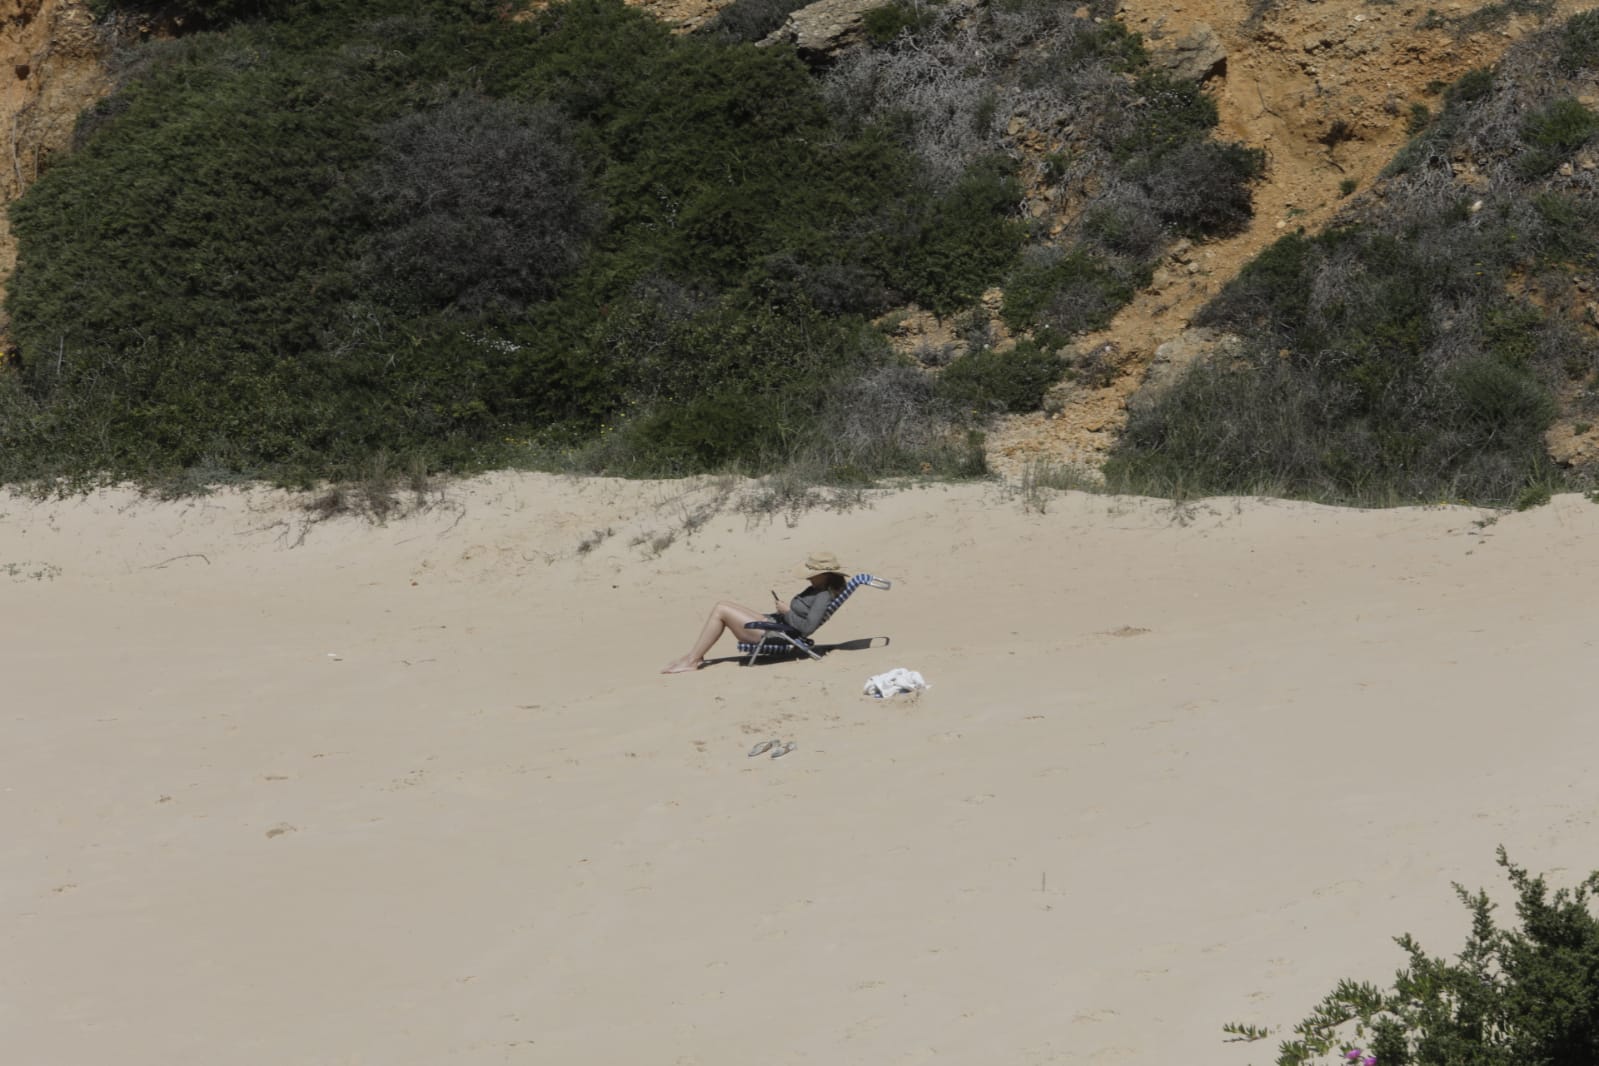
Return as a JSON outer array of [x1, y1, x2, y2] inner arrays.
[[662, 601, 767, 674]]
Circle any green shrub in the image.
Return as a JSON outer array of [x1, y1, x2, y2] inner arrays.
[[1529, 193, 1599, 264], [1114, 72, 1218, 161], [1121, 210, 1565, 505], [862, 0, 937, 45], [1141, 139, 1266, 237], [1102, 70, 1262, 238], [883, 156, 1027, 316], [1082, 195, 1166, 259], [1193, 230, 1321, 339], [1251, 850, 1599, 1066], [1002, 248, 1144, 336], [627, 398, 771, 472], [1482, 304, 1545, 369], [1561, 9, 1599, 71], [1514, 481, 1554, 509], [1009, 15, 1146, 82], [359, 95, 599, 313], [1517, 97, 1599, 178], [1446, 67, 1495, 108], [1386, 68, 1492, 176], [936, 339, 1066, 414], [814, 364, 988, 479], [1442, 356, 1556, 439], [1108, 345, 1559, 505]]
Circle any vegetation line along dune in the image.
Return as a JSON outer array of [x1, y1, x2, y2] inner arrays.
[[1, 0, 1597, 506]]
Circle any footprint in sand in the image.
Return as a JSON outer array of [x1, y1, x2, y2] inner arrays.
[[383, 769, 427, 790]]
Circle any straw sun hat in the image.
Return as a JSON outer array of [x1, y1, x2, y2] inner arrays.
[[800, 551, 848, 578]]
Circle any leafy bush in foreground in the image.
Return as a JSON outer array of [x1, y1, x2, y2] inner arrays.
[[1246, 849, 1599, 1066]]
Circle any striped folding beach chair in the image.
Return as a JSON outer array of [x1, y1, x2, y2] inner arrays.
[[737, 573, 891, 665]]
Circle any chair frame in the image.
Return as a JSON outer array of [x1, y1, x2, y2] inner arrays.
[[738, 574, 890, 665]]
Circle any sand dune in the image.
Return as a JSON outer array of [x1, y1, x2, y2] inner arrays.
[[4, 474, 1596, 1065]]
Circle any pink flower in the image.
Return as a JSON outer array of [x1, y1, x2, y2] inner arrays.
[[1345, 1053, 1362, 1063], [1363, 1058, 1377, 1066]]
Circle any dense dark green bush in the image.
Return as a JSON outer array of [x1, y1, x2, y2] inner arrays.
[[1106, 71, 1264, 239], [1559, 9, 1599, 71], [1109, 343, 1559, 504], [1446, 66, 1496, 106], [1517, 97, 1599, 178], [1081, 192, 1167, 260], [1530, 193, 1599, 265], [1115, 72, 1219, 162], [1247, 850, 1599, 1066], [936, 340, 1066, 414], [359, 95, 600, 313], [1140, 139, 1266, 237], [885, 157, 1027, 316], [1001, 248, 1148, 336], [1110, 218, 1565, 504]]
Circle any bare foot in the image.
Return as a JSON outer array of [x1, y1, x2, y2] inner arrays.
[[661, 658, 702, 674]]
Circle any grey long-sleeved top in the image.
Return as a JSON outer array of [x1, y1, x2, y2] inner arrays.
[[781, 584, 838, 639]]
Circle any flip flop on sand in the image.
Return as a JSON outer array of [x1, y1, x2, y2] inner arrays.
[[770, 742, 797, 759], [748, 739, 780, 757]]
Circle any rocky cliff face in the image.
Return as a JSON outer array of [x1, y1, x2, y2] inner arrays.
[[0, 0, 112, 331]]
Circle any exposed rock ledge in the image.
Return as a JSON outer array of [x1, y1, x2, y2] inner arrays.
[[759, 0, 889, 56]]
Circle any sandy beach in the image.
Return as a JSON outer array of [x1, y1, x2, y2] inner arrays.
[[4, 473, 1596, 1065]]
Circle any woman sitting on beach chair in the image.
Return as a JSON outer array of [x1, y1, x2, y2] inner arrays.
[[661, 552, 851, 674]]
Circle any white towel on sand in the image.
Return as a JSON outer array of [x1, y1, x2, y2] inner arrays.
[[864, 668, 928, 699]]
